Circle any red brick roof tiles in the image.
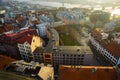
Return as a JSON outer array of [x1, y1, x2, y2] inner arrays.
[[17, 35, 33, 44], [92, 28, 120, 58], [92, 29, 102, 40], [58, 65, 120, 80], [0, 55, 16, 70], [105, 41, 120, 58], [0, 29, 38, 44]]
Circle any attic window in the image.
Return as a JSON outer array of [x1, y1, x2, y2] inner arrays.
[[33, 40, 35, 42], [92, 68, 97, 73]]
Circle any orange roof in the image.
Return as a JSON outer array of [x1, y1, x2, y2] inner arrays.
[[0, 55, 16, 70], [92, 29, 120, 58], [0, 27, 6, 34], [58, 65, 120, 80], [105, 41, 120, 58], [16, 16, 24, 23], [92, 29, 102, 40]]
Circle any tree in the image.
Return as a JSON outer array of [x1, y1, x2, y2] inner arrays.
[[89, 10, 110, 24]]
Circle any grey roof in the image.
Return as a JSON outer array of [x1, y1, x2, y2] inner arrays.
[[44, 28, 59, 53], [33, 47, 44, 54], [52, 46, 93, 54]]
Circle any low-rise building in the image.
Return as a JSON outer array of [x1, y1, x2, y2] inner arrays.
[[38, 65, 54, 80], [6, 60, 54, 80]]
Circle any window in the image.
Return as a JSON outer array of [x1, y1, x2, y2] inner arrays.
[[33, 39, 35, 42], [81, 55, 84, 57], [74, 55, 76, 57], [45, 55, 50, 58]]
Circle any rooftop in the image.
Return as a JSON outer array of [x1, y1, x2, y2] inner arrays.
[[0, 28, 38, 44], [0, 55, 16, 70], [53, 46, 92, 54], [105, 41, 120, 58], [91, 28, 120, 58], [17, 34, 33, 44], [58, 65, 120, 80]]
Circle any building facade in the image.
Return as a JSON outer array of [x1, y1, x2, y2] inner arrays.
[[17, 35, 43, 61], [89, 28, 120, 66], [36, 23, 48, 37], [33, 46, 93, 66]]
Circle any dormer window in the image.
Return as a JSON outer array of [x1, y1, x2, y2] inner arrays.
[[33, 40, 35, 42]]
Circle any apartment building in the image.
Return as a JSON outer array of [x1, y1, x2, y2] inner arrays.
[[17, 35, 43, 61], [33, 46, 93, 66], [89, 28, 120, 66], [32, 27, 93, 66], [52, 46, 93, 66]]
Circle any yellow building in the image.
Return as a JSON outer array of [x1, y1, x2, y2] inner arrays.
[[17, 34, 43, 61], [38, 66, 54, 80]]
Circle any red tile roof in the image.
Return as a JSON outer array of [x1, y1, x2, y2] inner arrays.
[[16, 16, 24, 23], [17, 34, 33, 44], [105, 41, 120, 58], [0, 28, 38, 44], [92, 28, 120, 58], [58, 65, 120, 80], [92, 29, 102, 40], [3, 23, 19, 32], [0, 55, 16, 70], [0, 27, 6, 34]]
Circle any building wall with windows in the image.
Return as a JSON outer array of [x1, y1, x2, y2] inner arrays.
[[33, 46, 93, 66], [17, 35, 43, 61], [52, 46, 93, 66], [89, 29, 120, 65]]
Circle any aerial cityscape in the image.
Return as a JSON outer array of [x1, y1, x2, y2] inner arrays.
[[0, 0, 120, 80]]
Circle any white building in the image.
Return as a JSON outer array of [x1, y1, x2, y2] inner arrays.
[[89, 29, 120, 65], [17, 35, 43, 61]]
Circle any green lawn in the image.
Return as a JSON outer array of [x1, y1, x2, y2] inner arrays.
[[60, 33, 80, 46], [0, 71, 34, 80]]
